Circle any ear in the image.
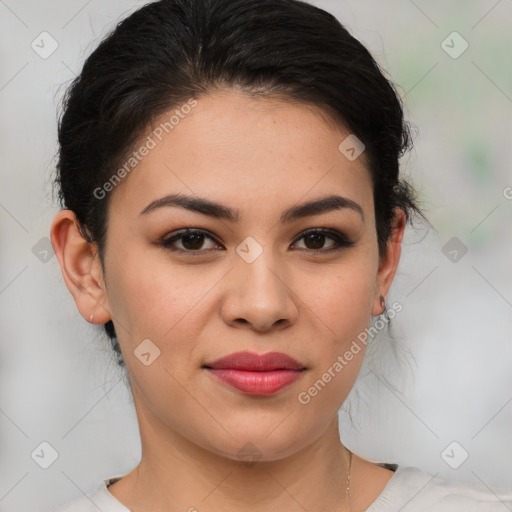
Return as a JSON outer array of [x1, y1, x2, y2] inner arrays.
[[50, 210, 112, 324], [371, 208, 406, 316]]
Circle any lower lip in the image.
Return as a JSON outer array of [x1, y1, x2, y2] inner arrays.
[[205, 368, 305, 396]]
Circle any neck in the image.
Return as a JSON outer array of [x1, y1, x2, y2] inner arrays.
[[111, 392, 353, 511]]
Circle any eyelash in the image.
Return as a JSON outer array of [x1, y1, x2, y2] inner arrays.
[[158, 227, 355, 255]]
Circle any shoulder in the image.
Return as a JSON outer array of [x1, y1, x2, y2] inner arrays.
[[45, 475, 129, 512], [367, 465, 512, 511]]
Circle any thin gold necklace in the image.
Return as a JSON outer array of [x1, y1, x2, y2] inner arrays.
[[345, 449, 353, 505]]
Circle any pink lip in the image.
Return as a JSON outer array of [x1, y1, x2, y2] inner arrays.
[[203, 351, 306, 396]]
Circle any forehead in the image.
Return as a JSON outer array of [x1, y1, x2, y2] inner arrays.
[[108, 89, 373, 220]]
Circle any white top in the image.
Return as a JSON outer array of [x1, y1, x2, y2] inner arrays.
[[48, 465, 512, 511]]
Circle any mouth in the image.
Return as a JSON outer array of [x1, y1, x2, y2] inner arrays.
[[202, 351, 306, 396]]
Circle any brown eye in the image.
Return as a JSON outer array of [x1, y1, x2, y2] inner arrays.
[[303, 232, 329, 250], [180, 233, 207, 250], [292, 228, 354, 253], [160, 229, 221, 253]]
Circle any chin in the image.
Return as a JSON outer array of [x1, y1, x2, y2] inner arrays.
[[198, 424, 314, 464]]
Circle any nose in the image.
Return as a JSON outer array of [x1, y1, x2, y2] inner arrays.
[[220, 247, 299, 332]]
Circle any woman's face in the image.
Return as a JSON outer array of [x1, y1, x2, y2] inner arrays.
[[62, 88, 403, 462]]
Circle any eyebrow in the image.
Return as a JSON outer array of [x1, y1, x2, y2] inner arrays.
[[139, 193, 364, 222]]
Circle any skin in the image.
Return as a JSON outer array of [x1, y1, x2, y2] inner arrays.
[[51, 88, 406, 512]]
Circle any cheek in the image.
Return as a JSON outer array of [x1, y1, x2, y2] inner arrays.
[[305, 257, 377, 339], [103, 249, 187, 340], [296, 256, 377, 394], [104, 248, 225, 366]]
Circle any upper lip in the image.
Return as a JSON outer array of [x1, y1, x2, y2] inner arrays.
[[203, 351, 306, 371]]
